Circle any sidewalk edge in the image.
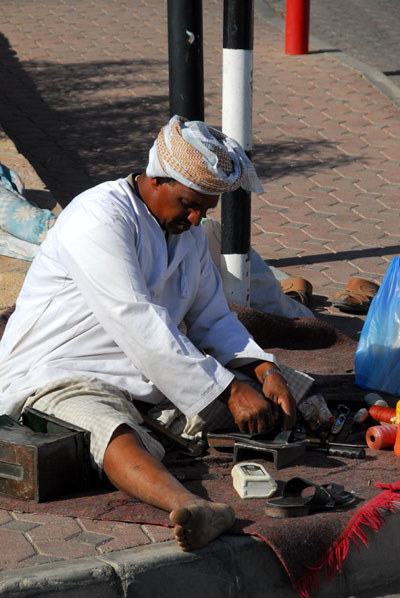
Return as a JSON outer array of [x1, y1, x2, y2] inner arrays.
[[255, 0, 400, 109], [2, 515, 400, 598]]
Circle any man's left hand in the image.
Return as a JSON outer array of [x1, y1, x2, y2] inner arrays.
[[261, 371, 296, 430]]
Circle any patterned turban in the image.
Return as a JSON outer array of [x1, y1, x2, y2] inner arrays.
[[146, 115, 263, 195]]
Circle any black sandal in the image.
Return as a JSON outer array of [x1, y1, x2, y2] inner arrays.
[[264, 477, 355, 518]]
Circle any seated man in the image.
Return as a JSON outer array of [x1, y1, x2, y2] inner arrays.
[[0, 115, 296, 552]]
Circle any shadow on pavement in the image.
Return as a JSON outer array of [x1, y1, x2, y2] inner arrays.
[[254, 139, 358, 180], [0, 32, 169, 206], [268, 244, 400, 269], [314, 310, 365, 343]]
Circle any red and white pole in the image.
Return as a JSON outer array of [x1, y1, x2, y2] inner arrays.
[[285, 0, 310, 55]]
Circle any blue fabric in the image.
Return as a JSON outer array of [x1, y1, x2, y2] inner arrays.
[[0, 162, 55, 245], [355, 257, 400, 395]]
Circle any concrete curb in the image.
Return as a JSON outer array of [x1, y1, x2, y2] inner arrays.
[[0, 536, 295, 598], [2, 513, 400, 598], [255, 0, 400, 109]]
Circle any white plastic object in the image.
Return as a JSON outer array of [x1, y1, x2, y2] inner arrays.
[[231, 462, 277, 499]]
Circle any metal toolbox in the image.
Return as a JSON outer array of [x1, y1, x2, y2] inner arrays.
[[0, 407, 90, 502]]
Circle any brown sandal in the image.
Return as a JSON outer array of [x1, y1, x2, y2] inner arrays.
[[280, 277, 313, 306], [332, 277, 379, 314]]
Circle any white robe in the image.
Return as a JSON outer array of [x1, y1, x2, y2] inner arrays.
[[0, 178, 276, 418]]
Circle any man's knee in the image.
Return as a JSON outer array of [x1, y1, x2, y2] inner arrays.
[[107, 424, 145, 452]]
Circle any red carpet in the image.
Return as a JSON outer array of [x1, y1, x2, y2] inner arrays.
[[1, 306, 399, 596], [1, 449, 399, 597]]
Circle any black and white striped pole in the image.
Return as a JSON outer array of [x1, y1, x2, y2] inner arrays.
[[167, 0, 204, 121], [221, 0, 254, 306]]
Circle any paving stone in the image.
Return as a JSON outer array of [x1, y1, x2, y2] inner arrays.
[[255, 211, 289, 230], [12, 513, 68, 524], [1, 521, 40, 533], [0, 530, 36, 568], [27, 518, 82, 542], [30, 539, 98, 559], [97, 531, 151, 554], [325, 237, 364, 252], [0, 511, 13, 526], [78, 519, 151, 552], [278, 228, 312, 248], [376, 216, 400, 237], [141, 524, 175, 543], [74, 532, 113, 546], [12, 554, 64, 569], [348, 255, 388, 274]]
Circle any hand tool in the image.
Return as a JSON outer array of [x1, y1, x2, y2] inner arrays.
[[139, 412, 204, 457]]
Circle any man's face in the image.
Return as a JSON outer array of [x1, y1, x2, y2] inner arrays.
[[150, 180, 219, 234]]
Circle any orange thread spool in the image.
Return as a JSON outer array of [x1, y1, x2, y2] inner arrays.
[[394, 424, 400, 457], [366, 424, 398, 450], [396, 400, 400, 424], [369, 405, 396, 423]]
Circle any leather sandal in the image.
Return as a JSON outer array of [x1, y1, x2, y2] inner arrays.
[[264, 477, 355, 518], [332, 277, 379, 314], [281, 277, 313, 306]]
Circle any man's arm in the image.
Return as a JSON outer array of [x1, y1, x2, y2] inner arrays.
[[185, 228, 278, 367], [185, 229, 296, 431], [56, 204, 234, 419]]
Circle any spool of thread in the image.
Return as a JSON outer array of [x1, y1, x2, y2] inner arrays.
[[396, 400, 400, 424], [366, 424, 398, 450], [364, 393, 388, 408], [353, 407, 369, 425], [369, 405, 396, 424], [394, 424, 400, 457]]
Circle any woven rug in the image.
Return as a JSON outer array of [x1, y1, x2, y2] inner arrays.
[[1, 449, 399, 598], [1, 305, 399, 596]]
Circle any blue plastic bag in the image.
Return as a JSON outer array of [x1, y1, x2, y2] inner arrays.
[[355, 257, 400, 396]]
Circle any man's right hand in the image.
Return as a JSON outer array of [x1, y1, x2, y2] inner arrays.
[[219, 378, 277, 434]]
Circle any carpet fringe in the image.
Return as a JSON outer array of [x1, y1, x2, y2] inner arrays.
[[294, 481, 400, 598]]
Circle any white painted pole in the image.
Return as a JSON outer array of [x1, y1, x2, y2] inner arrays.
[[221, 0, 254, 306]]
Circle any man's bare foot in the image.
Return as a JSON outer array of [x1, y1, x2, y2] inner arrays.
[[169, 500, 235, 551]]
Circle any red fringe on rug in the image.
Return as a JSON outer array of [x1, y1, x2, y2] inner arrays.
[[294, 481, 400, 598]]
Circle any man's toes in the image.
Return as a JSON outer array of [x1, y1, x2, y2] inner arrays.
[[173, 523, 186, 542], [170, 506, 190, 526], [171, 511, 193, 551], [175, 533, 191, 551]]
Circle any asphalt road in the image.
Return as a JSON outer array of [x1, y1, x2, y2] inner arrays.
[[265, 0, 400, 87]]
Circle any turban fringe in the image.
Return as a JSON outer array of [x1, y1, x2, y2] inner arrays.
[[147, 115, 263, 195]]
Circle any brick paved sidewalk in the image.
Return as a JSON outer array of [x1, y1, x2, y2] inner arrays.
[[0, 0, 399, 575], [0, 510, 174, 571]]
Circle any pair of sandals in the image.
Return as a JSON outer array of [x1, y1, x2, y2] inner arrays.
[[264, 477, 356, 518], [281, 276, 380, 314]]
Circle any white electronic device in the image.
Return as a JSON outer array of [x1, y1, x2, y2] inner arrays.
[[231, 462, 277, 499]]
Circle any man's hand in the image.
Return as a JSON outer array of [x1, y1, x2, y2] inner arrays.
[[261, 371, 296, 430], [219, 378, 276, 434], [234, 360, 297, 430]]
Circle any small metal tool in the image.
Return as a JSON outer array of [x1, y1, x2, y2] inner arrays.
[[330, 404, 350, 436]]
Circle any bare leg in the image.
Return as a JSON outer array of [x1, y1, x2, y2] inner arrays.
[[103, 425, 235, 551]]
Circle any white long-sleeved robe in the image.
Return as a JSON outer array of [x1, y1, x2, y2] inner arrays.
[[0, 178, 276, 418]]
